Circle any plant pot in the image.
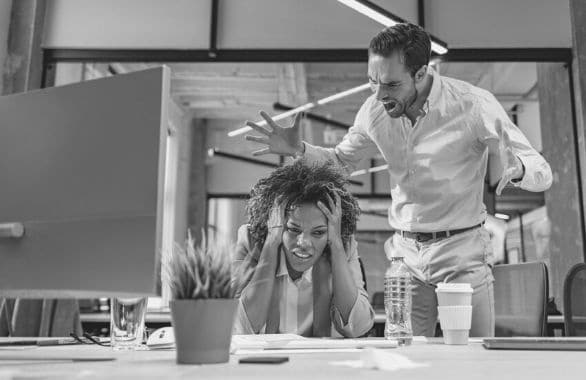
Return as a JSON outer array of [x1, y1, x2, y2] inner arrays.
[[170, 298, 238, 364]]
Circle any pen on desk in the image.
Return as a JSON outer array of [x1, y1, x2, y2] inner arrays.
[[0, 340, 38, 346], [36, 338, 79, 346]]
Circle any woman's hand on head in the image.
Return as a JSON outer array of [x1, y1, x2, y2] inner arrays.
[[266, 200, 286, 243], [317, 192, 344, 250]]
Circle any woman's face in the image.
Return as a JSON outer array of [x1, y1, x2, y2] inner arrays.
[[282, 202, 329, 278]]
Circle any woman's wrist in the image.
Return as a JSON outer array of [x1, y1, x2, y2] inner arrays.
[[329, 239, 345, 258]]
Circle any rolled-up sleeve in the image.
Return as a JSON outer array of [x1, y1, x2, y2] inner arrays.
[[330, 237, 375, 337], [476, 92, 553, 192]]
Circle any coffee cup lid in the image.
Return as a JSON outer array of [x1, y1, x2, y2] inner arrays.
[[435, 283, 473, 293]]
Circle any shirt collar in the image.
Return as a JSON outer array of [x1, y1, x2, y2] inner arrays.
[[424, 66, 441, 112], [277, 248, 313, 283]]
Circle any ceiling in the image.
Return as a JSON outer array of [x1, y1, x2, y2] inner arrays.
[[108, 61, 538, 127]]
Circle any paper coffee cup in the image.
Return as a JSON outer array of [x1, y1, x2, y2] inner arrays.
[[443, 330, 470, 345], [435, 283, 473, 306], [437, 305, 473, 345]]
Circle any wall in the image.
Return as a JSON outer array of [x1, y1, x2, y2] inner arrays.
[[0, 0, 12, 92]]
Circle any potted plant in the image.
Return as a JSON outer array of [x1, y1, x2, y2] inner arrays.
[[164, 232, 243, 364]]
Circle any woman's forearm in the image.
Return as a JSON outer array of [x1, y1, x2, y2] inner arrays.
[[329, 241, 359, 323], [239, 237, 280, 333]]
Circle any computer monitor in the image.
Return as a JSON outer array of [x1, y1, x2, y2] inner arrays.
[[0, 67, 170, 298]]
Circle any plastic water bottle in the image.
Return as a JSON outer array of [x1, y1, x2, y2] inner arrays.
[[384, 256, 413, 345]]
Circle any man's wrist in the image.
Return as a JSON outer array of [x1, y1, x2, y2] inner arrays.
[[293, 142, 306, 158]]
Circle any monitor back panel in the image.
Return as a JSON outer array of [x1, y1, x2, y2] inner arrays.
[[0, 67, 170, 297]]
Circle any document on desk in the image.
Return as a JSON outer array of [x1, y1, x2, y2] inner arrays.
[[231, 334, 398, 353]]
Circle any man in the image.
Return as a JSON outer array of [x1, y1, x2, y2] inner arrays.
[[243, 23, 552, 337]]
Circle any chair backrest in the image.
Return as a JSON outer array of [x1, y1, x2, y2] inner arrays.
[[371, 291, 384, 312], [563, 263, 586, 336], [493, 262, 549, 337], [358, 257, 367, 292], [0, 298, 82, 337]]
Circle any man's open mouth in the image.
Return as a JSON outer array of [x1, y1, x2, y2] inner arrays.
[[383, 101, 398, 113]]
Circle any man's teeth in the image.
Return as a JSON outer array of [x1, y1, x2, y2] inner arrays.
[[384, 102, 397, 111]]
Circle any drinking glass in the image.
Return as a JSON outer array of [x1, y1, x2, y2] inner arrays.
[[110, 297, 148, 350]]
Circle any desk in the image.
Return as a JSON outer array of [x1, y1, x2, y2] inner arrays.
[[82, 312, 567, 325], [1, 338, 585, 379], [81, 312, 569, 336]]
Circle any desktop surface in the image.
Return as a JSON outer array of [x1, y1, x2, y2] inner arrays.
[[1, 338, 585, 379]]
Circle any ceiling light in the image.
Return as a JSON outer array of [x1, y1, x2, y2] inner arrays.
[[228, 83, 370, 137], [337, 0, 448, 55], [350, 164, 388, 177]]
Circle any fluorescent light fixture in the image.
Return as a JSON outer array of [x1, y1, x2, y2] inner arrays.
[[337, 0, 448, 55], [228, 83, 370, 137], [494, 213, 510, 220], [350, 164, 388, 177]]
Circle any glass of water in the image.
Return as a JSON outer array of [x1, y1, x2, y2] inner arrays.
[[110, 297, 148, 350]]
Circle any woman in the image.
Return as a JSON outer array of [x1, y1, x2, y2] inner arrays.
[[232, 160, 374, 337]]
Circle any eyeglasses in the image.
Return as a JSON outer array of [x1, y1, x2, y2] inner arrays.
[[70, 332, 111, 347]]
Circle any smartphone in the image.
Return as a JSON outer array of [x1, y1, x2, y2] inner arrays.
[[239, 356, 289, 364]]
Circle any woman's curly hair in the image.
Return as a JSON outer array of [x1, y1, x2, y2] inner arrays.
[[246, 160, 360, 248]]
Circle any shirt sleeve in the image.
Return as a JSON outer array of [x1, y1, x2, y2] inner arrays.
[[330, 236, 375, 337], [231, 225, 255, 297], [303, 97, 381, 175], [474, 91, 553, 192], [233, 299, 257, 335], [231, 225, 262, 334]]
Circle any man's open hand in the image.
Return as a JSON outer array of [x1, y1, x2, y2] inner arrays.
[[245, 111, 303, 157]]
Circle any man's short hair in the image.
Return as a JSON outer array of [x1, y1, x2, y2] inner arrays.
[[369, 23, 431, 77]]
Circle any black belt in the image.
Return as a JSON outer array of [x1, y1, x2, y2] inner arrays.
[[399, 224, 483, 243]]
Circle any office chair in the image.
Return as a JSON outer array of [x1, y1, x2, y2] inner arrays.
[[493, 262, 549, 337], [0, 298, 82, 337], [358, 257, 367, 292], [563, 263, 586, 336]]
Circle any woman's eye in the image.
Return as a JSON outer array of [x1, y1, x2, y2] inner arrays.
[[286, 227, 301, 234], [313, 231, 326, 237]]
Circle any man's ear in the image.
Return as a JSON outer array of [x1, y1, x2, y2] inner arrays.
[[415, 65, 428, 83]]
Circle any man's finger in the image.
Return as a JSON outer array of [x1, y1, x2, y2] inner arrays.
[[259, 111, 280, 130], [496, 174, 511, 196], [495, 119, 503, 138], [496, 179, 505, 196], [245, 135, 269, 144], [246, 120, 271, 136], [292, 112, 303, 129], [501, 127, 512, 148], [252, 147, 271, 156]]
